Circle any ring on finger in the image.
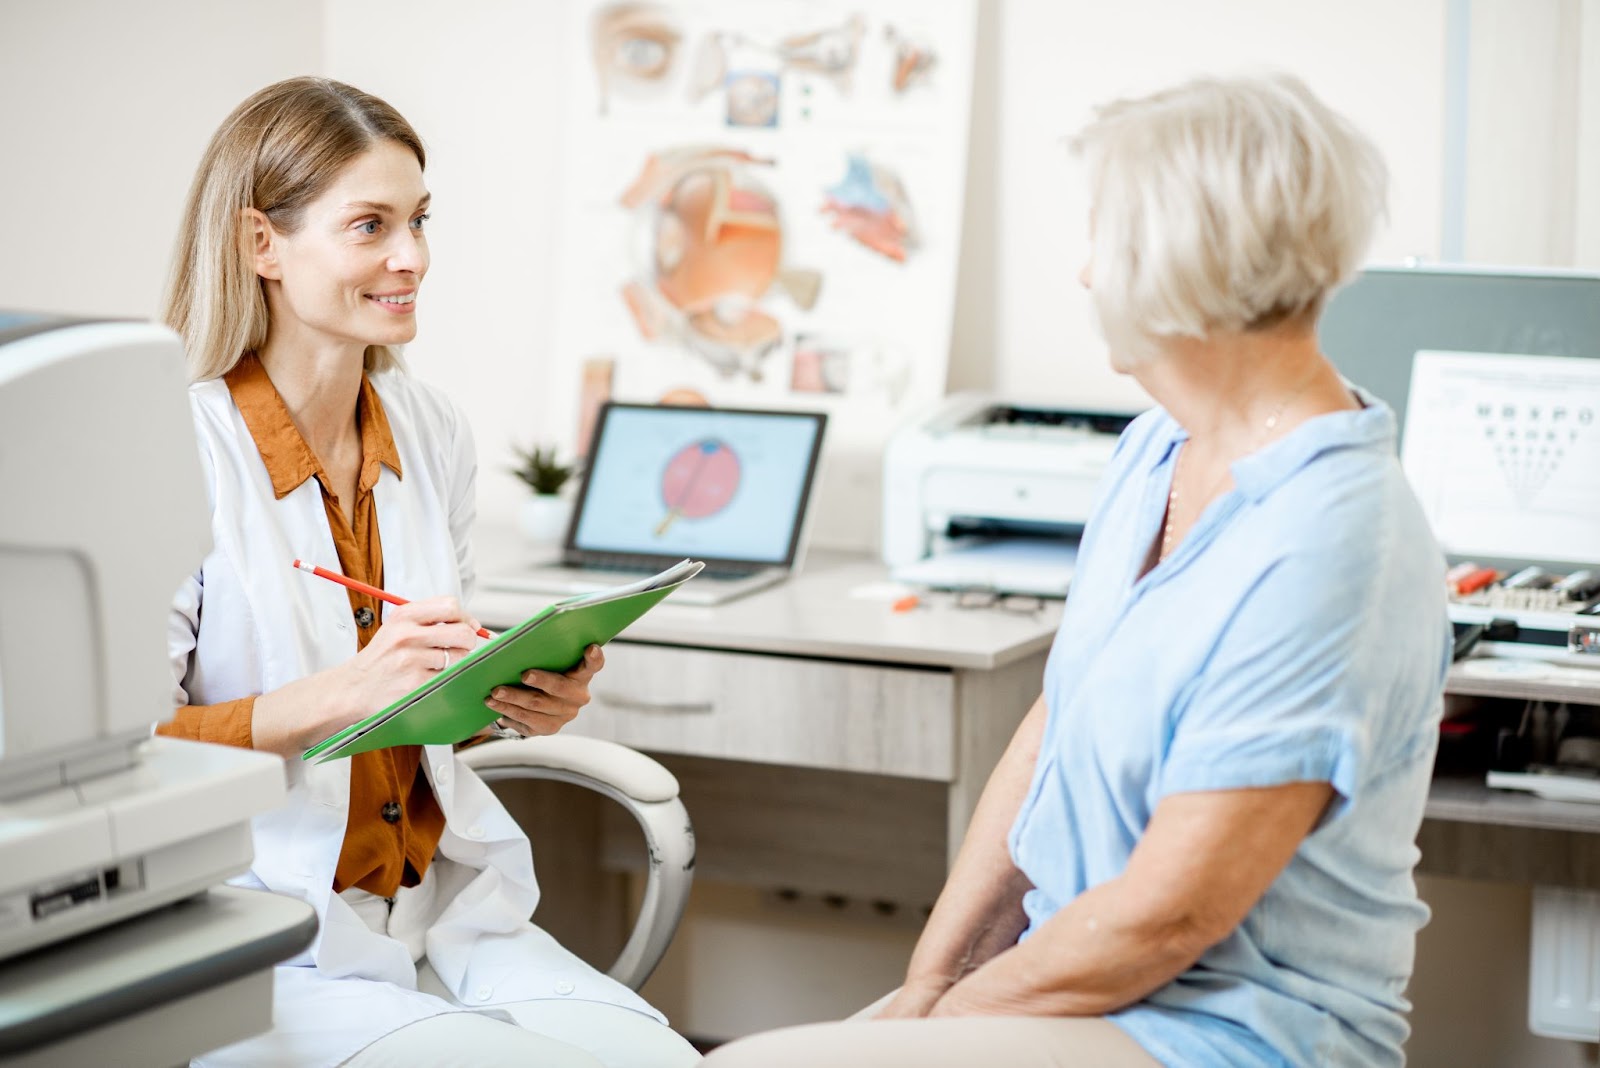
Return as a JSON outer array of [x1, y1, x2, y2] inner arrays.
[[440, 649, 449, 672]]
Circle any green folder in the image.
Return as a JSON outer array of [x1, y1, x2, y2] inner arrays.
[[302, 559, 704, 763]]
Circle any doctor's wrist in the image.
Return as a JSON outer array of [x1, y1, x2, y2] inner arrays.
[[249, 688, 303, 759], [250, 667, 361, 759]]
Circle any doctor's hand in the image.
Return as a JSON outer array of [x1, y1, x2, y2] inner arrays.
[[484, 644, 604, 737], [344, 596, 483, 707], [250, 596, 483, 759]]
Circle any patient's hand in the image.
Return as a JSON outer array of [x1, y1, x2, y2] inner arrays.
[[875, 979, 951, 1020], [484, 644, 604, 737]]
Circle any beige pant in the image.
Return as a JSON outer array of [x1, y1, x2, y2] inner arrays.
[[699, 992, 1161, 1068]]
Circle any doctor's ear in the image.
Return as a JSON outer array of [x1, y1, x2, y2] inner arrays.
[[242, 208, 282, 281]]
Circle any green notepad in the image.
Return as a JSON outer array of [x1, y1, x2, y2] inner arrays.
[[302, 559, 704, 763]]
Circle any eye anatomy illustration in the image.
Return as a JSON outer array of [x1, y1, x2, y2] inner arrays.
[[559, 0, 975, 527], [777, 14, 866, 94], [884, 24, 937, 93], [678, 14, 868, 116], [592, 3, 684, 114], [619, 146, 823, 381], [656, 437, 741, 535], [821, 153, 919, 263], [724, 70, 780, 128]]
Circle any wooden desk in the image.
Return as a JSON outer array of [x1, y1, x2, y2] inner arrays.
[[473, 546, 1060, 916]]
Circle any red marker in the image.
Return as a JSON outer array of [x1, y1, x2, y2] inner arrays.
[[292, 559, 493, 639]]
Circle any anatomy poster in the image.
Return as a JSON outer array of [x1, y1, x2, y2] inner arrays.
[[548, 0, 978, 548]]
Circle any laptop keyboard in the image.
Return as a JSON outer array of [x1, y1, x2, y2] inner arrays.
[[570, 555, 762, 581]]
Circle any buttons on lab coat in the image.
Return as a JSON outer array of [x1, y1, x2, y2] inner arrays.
[[555, 980, 575, 995], [381, 801, 402, 824], [475, 986, 493, 1002], [434, 764, 450, 785], [354, 606, 375, 628], [467, 825, 485, 840]]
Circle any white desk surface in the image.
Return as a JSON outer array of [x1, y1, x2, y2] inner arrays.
[[472, 533, 1063, 673]]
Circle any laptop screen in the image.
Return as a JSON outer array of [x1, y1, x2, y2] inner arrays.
[[568, 403, 827, 567]]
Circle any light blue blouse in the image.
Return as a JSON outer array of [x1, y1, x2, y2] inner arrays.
[[1008, 395, 1452, 1067]]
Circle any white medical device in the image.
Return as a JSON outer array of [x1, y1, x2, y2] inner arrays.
[[882, 393, 1135, 595], [0, 313, 286, 962]]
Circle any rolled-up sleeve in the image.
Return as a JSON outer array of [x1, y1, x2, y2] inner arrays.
[[1156, 553, 1370, 824], [161, 565, 255, 749], [156, 698, 255, 748]]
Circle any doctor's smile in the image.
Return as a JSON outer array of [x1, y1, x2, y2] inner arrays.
[[364, 289, 418, 311]]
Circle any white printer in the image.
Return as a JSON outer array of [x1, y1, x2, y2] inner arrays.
[[0, 314, 289, 963], [882, 393, 1136, 596]]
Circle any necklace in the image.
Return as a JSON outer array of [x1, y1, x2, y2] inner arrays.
[[1159, 366, 1324, 562], [1160, 445, 1231, 562]]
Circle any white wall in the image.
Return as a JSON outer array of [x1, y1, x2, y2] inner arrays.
[[1460, 0, 1600, 267], [320, 0, 573, 532], [1579, 2, 1600, 267], [0, 0, 323, 317], [953, 0, 1448, 410]]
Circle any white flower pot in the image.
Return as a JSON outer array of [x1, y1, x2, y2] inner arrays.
[[518, 494, 572, 546]]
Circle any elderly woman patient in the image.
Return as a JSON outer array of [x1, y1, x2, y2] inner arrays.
[[704, 73, 1452, 1068]]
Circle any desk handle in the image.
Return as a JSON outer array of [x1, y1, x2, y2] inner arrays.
[[594, 691, 715, 715]]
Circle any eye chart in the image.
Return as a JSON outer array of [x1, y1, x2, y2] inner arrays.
[[1401, 350, 1600, 563]]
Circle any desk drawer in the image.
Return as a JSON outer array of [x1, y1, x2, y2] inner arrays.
[[573, 643, 956, 780]]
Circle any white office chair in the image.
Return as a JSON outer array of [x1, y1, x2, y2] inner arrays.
[[457, 736, 694, 990]]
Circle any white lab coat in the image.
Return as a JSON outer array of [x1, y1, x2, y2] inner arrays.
[[169, 370, 660, 1067]]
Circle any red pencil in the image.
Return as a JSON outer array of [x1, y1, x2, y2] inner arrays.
[[292, 559, 493, 639]]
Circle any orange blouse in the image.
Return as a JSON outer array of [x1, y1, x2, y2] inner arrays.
[[157, 354, 446, 897]]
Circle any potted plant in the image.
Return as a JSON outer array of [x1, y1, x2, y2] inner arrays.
[[510, 443, 579, 545]]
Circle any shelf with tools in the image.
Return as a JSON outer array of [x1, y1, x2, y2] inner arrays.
[[1447, 657, 1600, 705]]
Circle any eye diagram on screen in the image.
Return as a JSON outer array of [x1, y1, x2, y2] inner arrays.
[[656, 437, 742, 535]]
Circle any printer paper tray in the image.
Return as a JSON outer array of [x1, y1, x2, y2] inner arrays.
[[892, 539, 1077, 597]]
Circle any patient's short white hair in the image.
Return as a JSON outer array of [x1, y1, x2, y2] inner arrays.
[[1074, 73, 1386, 364]]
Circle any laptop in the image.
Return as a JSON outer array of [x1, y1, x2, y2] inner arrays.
[[487, 402, 828, 606]]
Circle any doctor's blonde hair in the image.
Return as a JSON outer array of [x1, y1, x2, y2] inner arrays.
[[162, 77, 426, 382], [1073, 73, 1386, 365]]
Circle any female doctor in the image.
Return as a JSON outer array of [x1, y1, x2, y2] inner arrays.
[[155, 77, 699, 1068]]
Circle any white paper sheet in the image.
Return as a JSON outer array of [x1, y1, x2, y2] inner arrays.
[[891, 538, 1078, 596], [1401, 350, 1600, 562]]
